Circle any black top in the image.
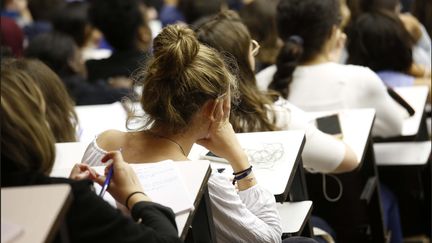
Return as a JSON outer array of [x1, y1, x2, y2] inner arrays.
[[86, 49, 149, 82], [1, 171, 182, 243], [61, 74, 131, 106]]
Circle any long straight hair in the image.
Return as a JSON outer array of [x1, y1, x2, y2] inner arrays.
[[195, 10, 279, 132], [3, 58, 79, 142], [1, 63, 56, 174]]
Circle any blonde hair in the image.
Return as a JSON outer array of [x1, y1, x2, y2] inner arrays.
[[134, 24, 238, 134], [3, 58, 78, 142], [1, 63, 56, 174]]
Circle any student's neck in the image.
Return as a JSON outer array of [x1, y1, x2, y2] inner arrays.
[[145, 128, 196, 160], [302, 53, 331, 66]]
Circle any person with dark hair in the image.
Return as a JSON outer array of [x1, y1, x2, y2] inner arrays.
[[411, 0, 432, 39], [1, 63, 182, 243], [256, 1, 407, 242], [52, 1, 90, 48], [159, 0, 223, 27], [195, 10, 358, 174], [346, 0, 431, 69], [52, 1, 107, 61], [25, 32, 132, 106], [86, 0, 152, 82], [82, 24, 283, 243], [347, 10, 430, 90], [257, 0, 407, 138]]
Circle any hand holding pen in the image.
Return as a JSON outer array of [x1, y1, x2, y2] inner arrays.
[[93, 150, 151, 209], [98, 148, 121, 197]]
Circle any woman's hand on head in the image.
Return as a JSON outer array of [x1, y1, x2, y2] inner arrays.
[[197, 94, 249, 172], [94, 151, 150, 207], [69, 163, 99, 180]]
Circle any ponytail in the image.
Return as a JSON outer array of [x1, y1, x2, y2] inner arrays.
[[269, 35, 303, 98]]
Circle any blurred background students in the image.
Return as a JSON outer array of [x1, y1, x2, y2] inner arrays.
[[347, 10, 431, 93], [86, 0, 152, 83], [25, 32, 132, 105], [52, 1, 107, 61], [257, 0, 408, 139]]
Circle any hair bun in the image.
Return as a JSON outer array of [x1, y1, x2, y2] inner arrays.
[[152, 25, 200, 75]]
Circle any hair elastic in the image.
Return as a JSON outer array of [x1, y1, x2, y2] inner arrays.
[[125, 191, 147, 210], [287, 35, 304, 46]]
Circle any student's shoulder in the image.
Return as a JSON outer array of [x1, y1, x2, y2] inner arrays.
[[335, 63, 383, 85], [96, 129, 126, 151]]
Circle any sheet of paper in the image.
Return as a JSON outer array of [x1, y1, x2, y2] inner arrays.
[[1, 221, 24, 243], [94, 160, 194, 214]]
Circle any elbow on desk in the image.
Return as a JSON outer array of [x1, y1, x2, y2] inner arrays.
[[332, 144, 359, 174]]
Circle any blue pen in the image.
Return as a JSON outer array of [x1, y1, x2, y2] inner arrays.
[[99, 148, 122, 197]]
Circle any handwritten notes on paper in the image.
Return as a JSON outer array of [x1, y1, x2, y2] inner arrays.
[[94, 160, 193, 215], [129, 161, 194, 214]]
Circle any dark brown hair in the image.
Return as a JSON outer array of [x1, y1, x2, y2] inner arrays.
[[270, 0, 341, 98], [347, 10, 414, 73]]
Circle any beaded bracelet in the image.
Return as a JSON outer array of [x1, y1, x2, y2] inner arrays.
[[125, 191, 146, 210], [232, 165, 253, 185]]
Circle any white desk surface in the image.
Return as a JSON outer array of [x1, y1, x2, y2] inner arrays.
[[52, 142, 90, 172], [374, 141, 431, 166], [277, 201, 313, 234], [394, 86, 429, 136], [1, 184, 72, 243], [75, 102, 128, 144], [189, 130, 306, 197], [50, 144, 211, 239], [307, 109, 376, 163], [174, 160, 211, 239]]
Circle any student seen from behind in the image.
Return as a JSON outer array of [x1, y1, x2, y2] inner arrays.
[[1, 63, 182, 243]]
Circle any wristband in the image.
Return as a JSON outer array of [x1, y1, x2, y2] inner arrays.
[[125, 191, 146, 210], [232, 165, 253, 176], [232, 166, 253, 185]]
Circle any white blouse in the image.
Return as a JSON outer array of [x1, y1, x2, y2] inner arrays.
[[256, 63, 407, 138], [270, 99, 346, 173], [81, 139, 282, 243]]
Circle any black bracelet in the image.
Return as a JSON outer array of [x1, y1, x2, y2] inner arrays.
[[232, 166, 253, 185], [125, 191, 146, 210], [232, 165, 253, 176]]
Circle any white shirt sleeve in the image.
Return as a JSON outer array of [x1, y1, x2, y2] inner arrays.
[[272, 100, 345, 173], [208, 173, 282, 243], [357, 67, 407, 138], [81, 138, 107, 166]]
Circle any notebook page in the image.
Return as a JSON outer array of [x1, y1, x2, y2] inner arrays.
[[93, 160, 193, 214], [129, 161, 193, 214]]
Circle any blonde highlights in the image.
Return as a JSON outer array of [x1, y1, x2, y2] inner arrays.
[[1, 64, 56, 174], [3, 58, 78, 142], [134, 24, 238, 134]]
